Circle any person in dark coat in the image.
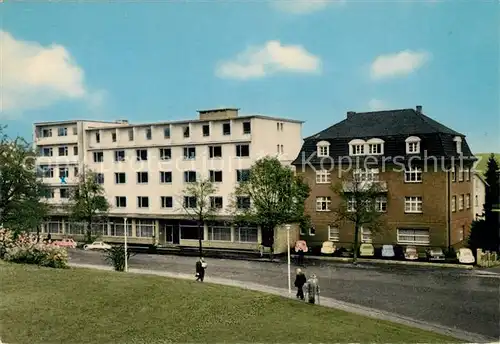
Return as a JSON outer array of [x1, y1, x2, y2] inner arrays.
[[294, 268, 307, 300], [297, 247, 305, 266], [195, 257, 207, 282]]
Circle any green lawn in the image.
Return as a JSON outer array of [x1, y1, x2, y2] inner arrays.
[[474, 153, 500, 174], [0, 263, 458, 343]]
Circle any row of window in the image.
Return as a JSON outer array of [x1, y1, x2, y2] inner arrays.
[[43, 188, 251, 211], [121, 195, 251, 210], [38, 127, 77, 138], [451, 194, 471, 212], [320, 226, 430, 246], [316, 135, 463, 157], [40, 146, 78, 157], [451, 168, 471, 182], [93, 121, 252, 144], [315, 196, 423, 213], [69, 169, 250, 185], [40, 220, 259, 243], [93, 144, 251, 163], [315, 167, 471, 184]]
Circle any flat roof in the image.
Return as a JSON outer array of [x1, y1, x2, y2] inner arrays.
[[83, 115, 304, 131], [33, 119, 119, 126], [197, 108, 240, 113]]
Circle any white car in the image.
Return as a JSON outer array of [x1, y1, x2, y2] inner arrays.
[[457, 248, 475, 264], [359, 243, 374, 257], [381, 245, 395, 258], [83, 241, 112, 251], [404, 246, 419, 260]]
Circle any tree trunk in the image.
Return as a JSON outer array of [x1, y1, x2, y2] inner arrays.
[[86, 219, 92, 244], [197, 220, 203, 258], [352, 224, 360, 264]]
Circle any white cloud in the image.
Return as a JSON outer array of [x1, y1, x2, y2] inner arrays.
[[271, 0, 344, 14], [0, 30, 96, 116], [368, 98, 386, 111], [370, 50, 430, 80], [215, 40, 321, 80]]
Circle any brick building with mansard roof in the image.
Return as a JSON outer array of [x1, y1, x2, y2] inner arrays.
[[292, 105, 475, 250]]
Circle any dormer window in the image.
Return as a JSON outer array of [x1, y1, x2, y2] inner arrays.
[[367, 138, 384, 155], [316, 140, 330, 157], [405, 136, 421, 154], [348, 139, 366, 156], [453, 136, 462, 154]]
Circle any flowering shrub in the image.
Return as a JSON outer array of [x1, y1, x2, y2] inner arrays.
[[0, 228, 15, 259], [0, 229, 68, 268]]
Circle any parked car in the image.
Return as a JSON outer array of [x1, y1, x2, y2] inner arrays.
[[457, 248, 475, 264], [404, 246, 418, 260], [381, 245, 395, 258], [320, 241, 335, 255], [359, 243, 374, 257], [294, 240, 308, 253], [83, 241, 112, 251], [53, 238, 77, 248], [427, 247, 445, 261]]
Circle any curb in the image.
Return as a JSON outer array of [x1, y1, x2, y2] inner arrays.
[[69, 262, 495, 343], [289, 254, 475, 269]]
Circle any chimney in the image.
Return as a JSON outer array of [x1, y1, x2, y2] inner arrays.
[[347, 111, 356, 119], [416, 105, 422, 114]]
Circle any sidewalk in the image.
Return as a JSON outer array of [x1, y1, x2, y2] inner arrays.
[[69, 262, 494, 343]]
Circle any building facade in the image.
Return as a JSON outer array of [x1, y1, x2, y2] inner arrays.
[[292, 106, 475, 250], [472, 172, 487, 220], [34, 108, 303, 251]]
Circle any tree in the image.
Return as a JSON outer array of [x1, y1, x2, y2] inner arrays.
[[179, 178, 218, 257], [0, 126, 49, 234], [231, 157, 310, 257], [67, 167, 110, 243], [483, 154, 500, 252], [467, 219, 488, 255], [331, 171, 386, 264]]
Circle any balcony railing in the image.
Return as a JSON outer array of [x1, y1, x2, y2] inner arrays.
[[342, 180, 388, 192]]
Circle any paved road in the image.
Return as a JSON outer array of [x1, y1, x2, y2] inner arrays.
[[69, 249, 500, 340]]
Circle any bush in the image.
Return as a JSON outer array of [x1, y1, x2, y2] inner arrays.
[[444, 247, 457, 260], [0, 229, 68, 268], [105, 245, 133, 271]]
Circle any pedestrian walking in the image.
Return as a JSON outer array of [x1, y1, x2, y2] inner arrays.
[[294, 268, 307, 300], [297, 247, 305, 266], [305, 274, 320, 304], [195, 257, 207, 282]]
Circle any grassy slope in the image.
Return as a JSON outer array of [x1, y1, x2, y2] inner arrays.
[[474, 153, 500, 174], [0, 263, 458, 344]]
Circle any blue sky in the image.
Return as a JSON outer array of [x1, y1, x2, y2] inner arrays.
[[1, 0, 498, 153]]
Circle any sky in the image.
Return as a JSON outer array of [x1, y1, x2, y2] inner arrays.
[[1, 0, 499, 153]]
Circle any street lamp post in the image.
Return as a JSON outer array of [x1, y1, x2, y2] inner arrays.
[[124, 217, 128, 272], [286, 224, 291, 294]]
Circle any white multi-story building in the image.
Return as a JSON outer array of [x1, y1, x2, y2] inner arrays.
[[472, 172, 487, 220], [34, 108, 303, 250]]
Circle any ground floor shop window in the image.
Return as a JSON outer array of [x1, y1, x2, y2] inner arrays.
[[136, 220, 155, 237], [66, 222, 85, 235], [91, 222, 108, 236], [236, 226, 258, 243], [328, 226, 339, 242], [110, 220, 132, 237], [45, 221, 63, 234], [180, 224, 203, 240], [397, 228, 430, 245], [208, 225, 231, 241], [360, 227, 372, 243]]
